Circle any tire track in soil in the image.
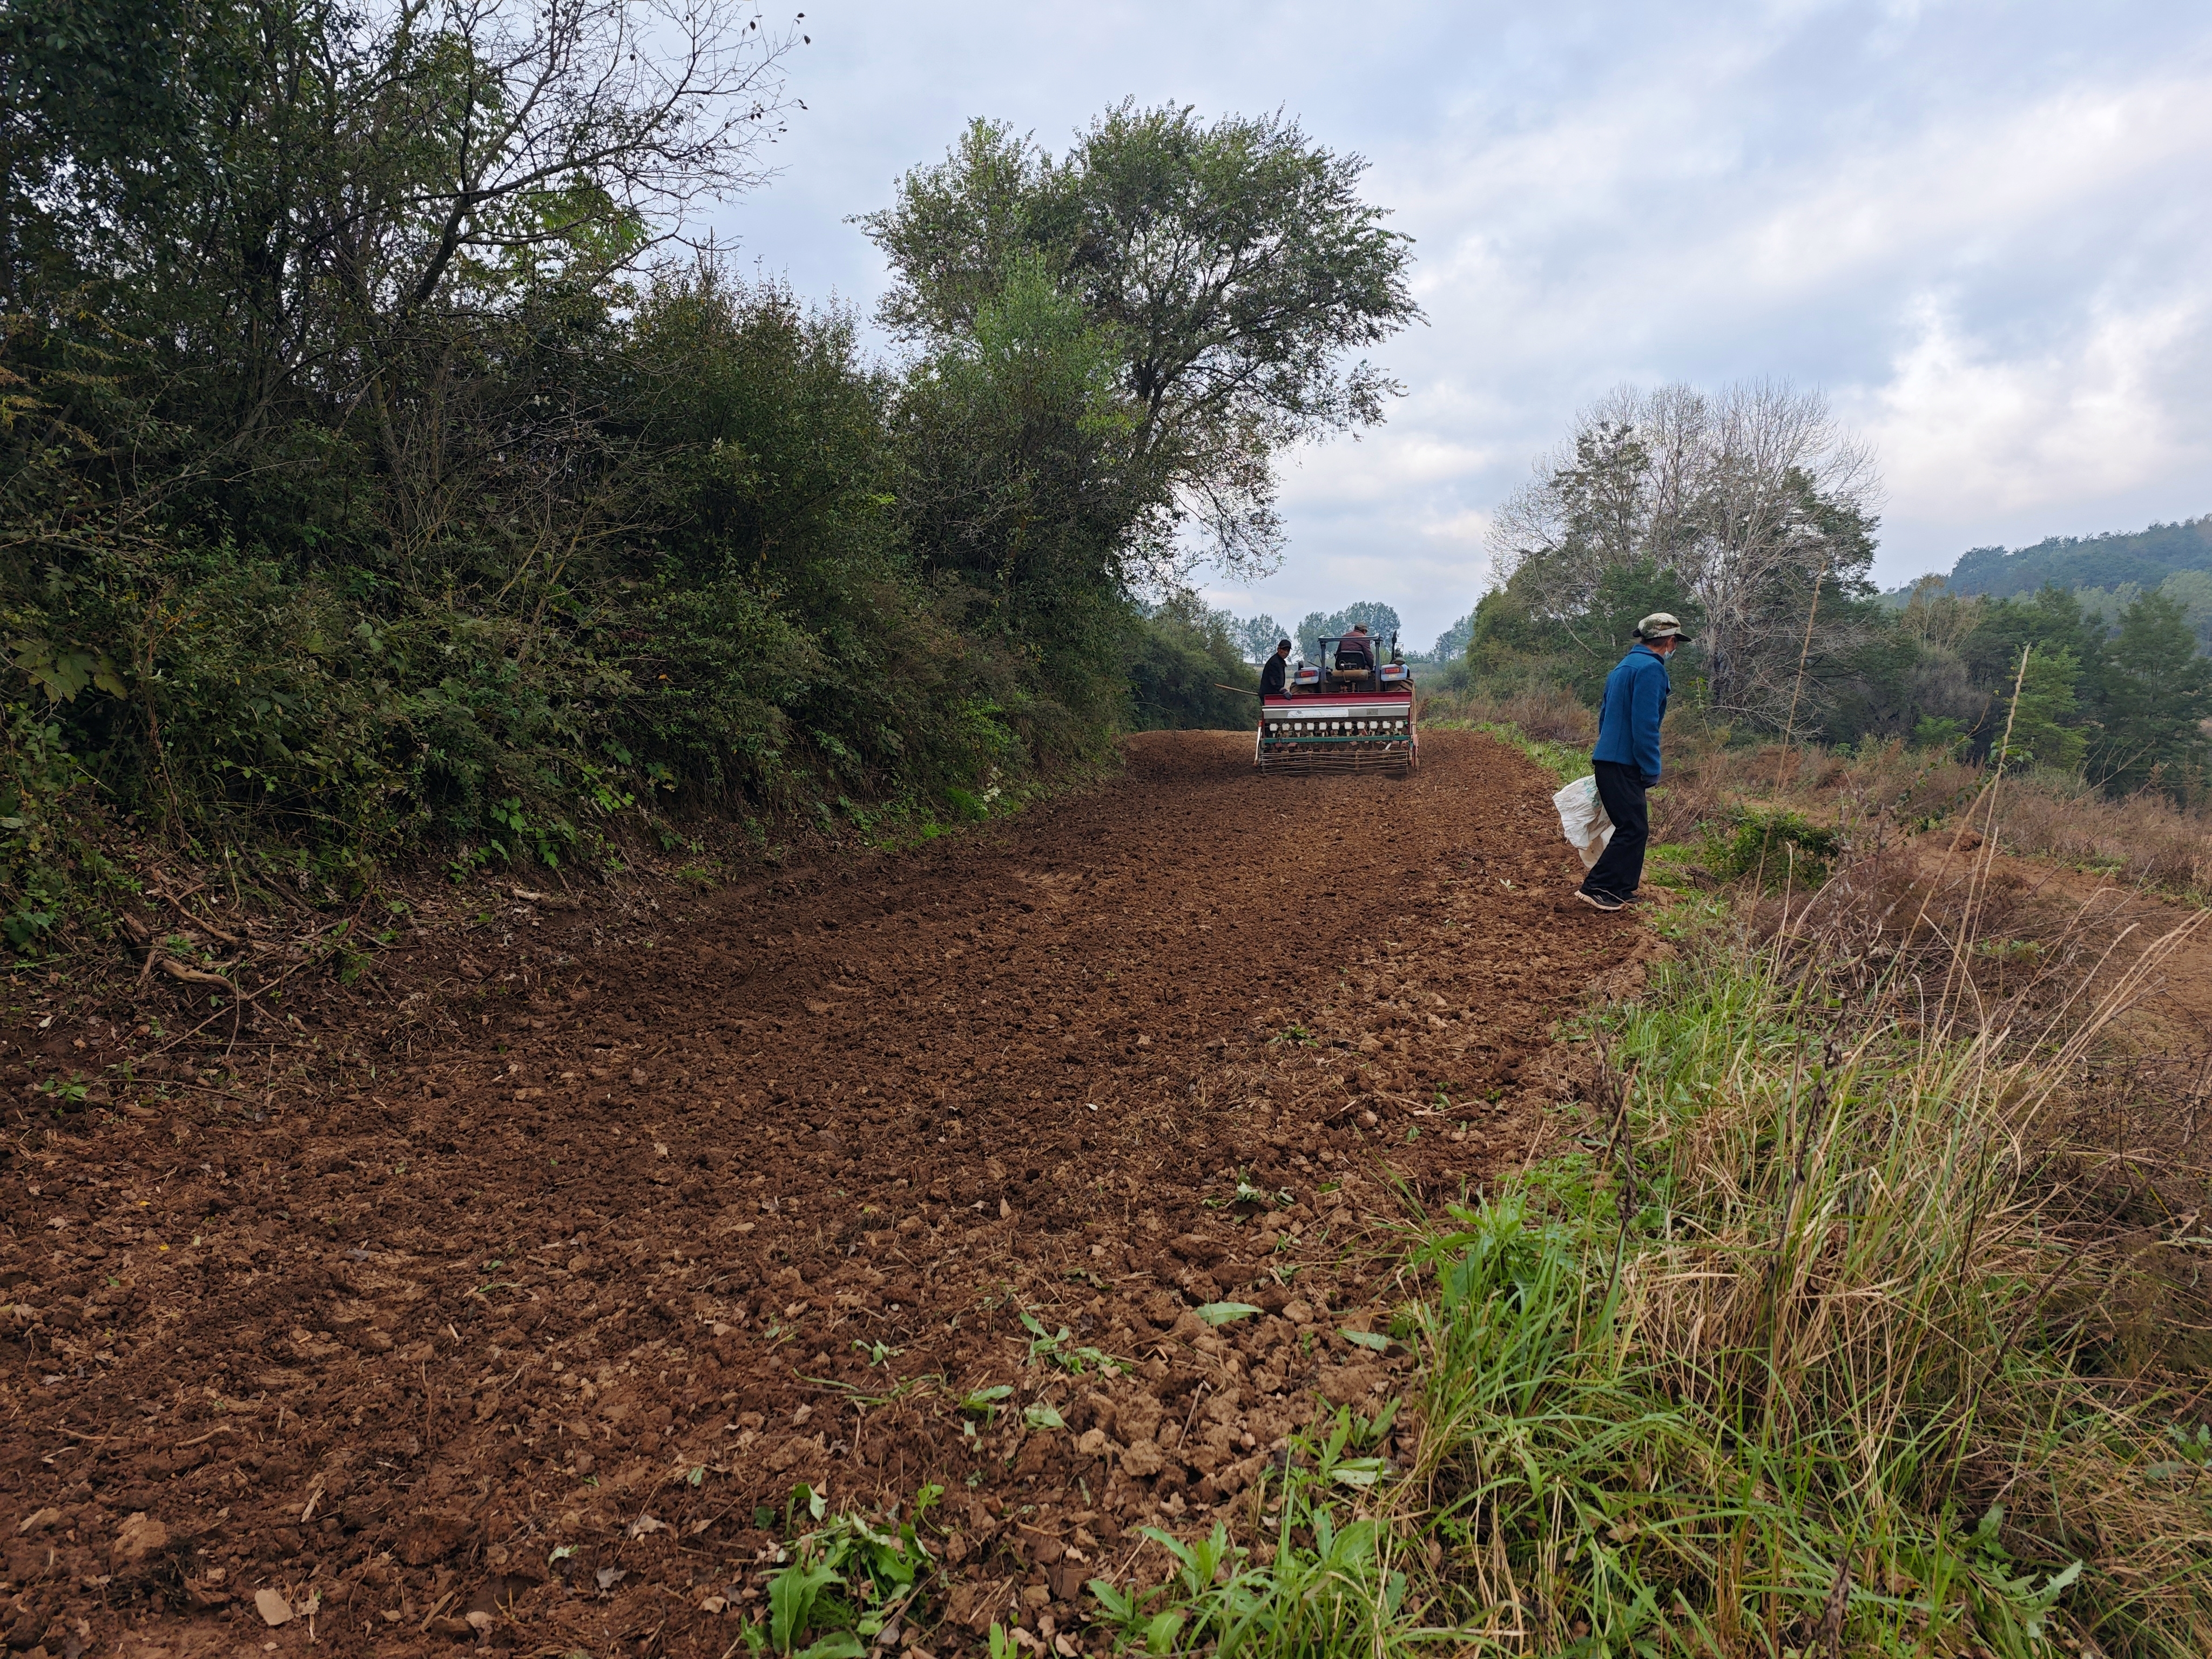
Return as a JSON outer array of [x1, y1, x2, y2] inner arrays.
[[2, 730, 1652, 1658]]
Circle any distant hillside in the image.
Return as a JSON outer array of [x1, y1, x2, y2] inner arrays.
[[1943, 515, 2212, 598]]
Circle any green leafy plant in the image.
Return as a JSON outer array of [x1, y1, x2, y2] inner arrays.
[[765, 1486, 942, 1658], [1088, 1469, 1413, 1655], [1019, 1309, 1122, 1375], [1192, 1301, 1261, 1327], [959, 1384, 1013, 1422], [1703, 804, 1844, 890]]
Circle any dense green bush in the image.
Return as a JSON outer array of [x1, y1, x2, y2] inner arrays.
[[1126, 592, 1260, 731], [1703, 805, 1844, 891]]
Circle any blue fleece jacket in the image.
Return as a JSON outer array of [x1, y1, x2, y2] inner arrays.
[[1592, 645, 1671, 781]]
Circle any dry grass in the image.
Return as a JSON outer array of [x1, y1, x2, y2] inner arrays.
[[1429, 668, 2212, 895], [1421, 684, 1597, 750], [1657, 738, 2212, 898], [1080, 704, 2212, 1655], [1370, 705, 2212, 1654], [1393, 880, 2212, 1655]]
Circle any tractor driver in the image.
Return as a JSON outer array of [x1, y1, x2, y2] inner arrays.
[[1259, 638, 1292, 697], [1334, 625, 1375, 671]]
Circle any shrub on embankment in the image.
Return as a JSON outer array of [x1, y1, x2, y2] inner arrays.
[[1, 276, 1098, 943], [2, 6, 1421, 955]]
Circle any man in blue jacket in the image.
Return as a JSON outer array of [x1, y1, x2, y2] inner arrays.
[[1579, 613, 1687, 911]]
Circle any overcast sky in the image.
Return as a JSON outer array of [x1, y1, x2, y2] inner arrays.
[[706, 0, 2212, 650]]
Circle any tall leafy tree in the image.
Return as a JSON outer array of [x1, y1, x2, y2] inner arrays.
[[1958, 586, 2108, 764], [861, 104, 1420, 580], [1293, 602, 1404, 662], [1994, 646, 2086, 773], [1127, 591, 1257, 730], [1227, 613, 1287, 663], [893, 257, 1153, 731]]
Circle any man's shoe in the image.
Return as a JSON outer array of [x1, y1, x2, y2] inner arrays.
[[1576, 889, 1624, 912]]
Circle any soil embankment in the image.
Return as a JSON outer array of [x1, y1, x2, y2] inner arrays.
[[1, 730, 1647, 1657]]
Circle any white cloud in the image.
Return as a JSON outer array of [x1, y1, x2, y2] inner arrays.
[[1854, 291, 2212, 534], [1723, 77, 2212, 299], [1416, 508, 1493, 550]]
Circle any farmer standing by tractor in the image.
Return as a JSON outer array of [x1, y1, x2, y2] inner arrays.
[[1578, 613, 1687, 912]]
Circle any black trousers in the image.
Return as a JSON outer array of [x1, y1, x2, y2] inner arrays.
[[1582, 760, 1650, 901]]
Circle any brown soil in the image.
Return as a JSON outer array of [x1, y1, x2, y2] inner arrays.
[[0, 730, 1646, 1658], [1813, 827, 2212, 1057]]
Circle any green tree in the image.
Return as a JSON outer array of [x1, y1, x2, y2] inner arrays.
[[1959, 585, 2106, 770], [894, 255, 1154, 739], [861, 104, 1420, 577], [1424, 611, 1476, 666], [1576, 562, 1703, 706], [1127, 593, 1257, 730], [1294, 602, 1404, 663], [2089, 590, 2212, 794], [1227, 613, 1287, 663], [1994, 647, 2086, 774], [2153, 569, 2212, 653], [1959, 585, 2106, 696], [1464, 561, 1702, 708], [1466, 584, 1558, 692]]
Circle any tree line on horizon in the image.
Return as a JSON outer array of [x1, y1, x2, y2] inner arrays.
[[1103, 397, 2209, 805], [1460, 386, 2212, 800]]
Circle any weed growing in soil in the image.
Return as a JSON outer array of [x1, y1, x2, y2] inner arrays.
[[1021, 1309, 1123, 1375], [960, 1385, 1015, 1429], [1089, 1407, 1424, 1656], [760, 1485, 943, 1658], [1194, 1301, 1263, 1327]]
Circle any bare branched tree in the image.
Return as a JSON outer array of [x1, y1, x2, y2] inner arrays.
[[1489, 381, 1884, 729], [294, 0, 805, 566], [351, 0, 804, 313], [22, 0, 805, 566]]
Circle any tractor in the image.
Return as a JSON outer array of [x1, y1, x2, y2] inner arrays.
[[1255, 631, 1417, 775]]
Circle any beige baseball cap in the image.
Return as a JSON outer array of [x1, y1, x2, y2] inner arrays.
[[1635, 612, 1689, 640]]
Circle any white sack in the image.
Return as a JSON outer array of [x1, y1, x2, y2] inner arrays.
[[1552, 774, 1615, 870]]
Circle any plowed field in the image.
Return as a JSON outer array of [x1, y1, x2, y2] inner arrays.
[[2, 730, 1653, 1658]]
